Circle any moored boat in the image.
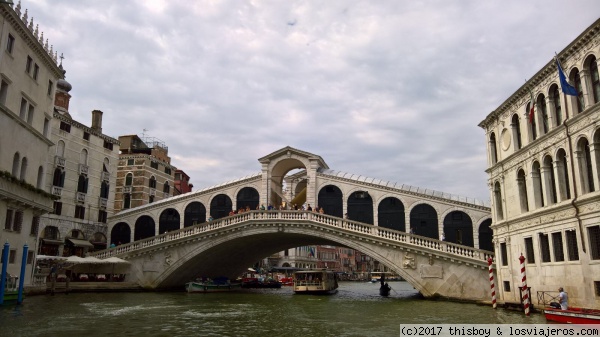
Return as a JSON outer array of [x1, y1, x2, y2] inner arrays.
[[544, 306, 600, 324], [185, 277, 241, 293], [292, 269, 338, 294]]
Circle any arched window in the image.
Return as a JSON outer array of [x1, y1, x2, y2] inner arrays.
[[517, 169, 529, 213], [537, 94, 548, 135], [543, 155, 557, 205], [511, 114, 522, 150], [77, 174, 89, 193], [493, 182, 503, 221], [36, 166, 44, 189], [56, 140, 65, 157], [489, 132, 498, 164], [556, 149, 571, 201], [124, 193, 131, 209], [578, 137, 595, 194], [550, 85, 562, 126], [100, 181, 109, 199], [570, 68, 584, 113], [80, 149, 88, 165], [527, 102, 537, 141], [53, 168, 65, 187], [19, 157, 27, 181], [125, 173, 133, 186], [103, 158, 110, 173], [163, 181, 170, 194], [12, 152, 20, 176], [532, 161, 544, 208], [588, 55, 600, 104], [149, 176, 156, 189]]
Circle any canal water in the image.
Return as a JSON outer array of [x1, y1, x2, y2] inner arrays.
[[1, 282, 545, 337]]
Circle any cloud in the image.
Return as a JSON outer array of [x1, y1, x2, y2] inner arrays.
[[23, 0, 600, 202]]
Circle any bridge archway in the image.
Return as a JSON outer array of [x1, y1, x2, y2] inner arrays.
[[110, 222, 131, 244], [135, 215, 155, 241], [478, 218, 493, 251], [184, 202, 206, 227], [236, 187, 259, 210], [317, 185, 343, 217], [410, 203, 438, 239], [269, 158, 308, 207], [443, 211, 473, 246], [348, 190, 373, 224], [210, 194, 232, 219], [378, 196, 405, 231], [159, 208, 180, 233]]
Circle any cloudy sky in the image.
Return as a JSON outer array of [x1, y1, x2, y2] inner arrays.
[[21, 0, 600, 203]]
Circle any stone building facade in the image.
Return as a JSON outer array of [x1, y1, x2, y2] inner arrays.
[[114, 135, 177, 214], [0, 2, 63, 284], [479, 19, 600, 308]]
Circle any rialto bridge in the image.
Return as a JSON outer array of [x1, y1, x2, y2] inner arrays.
[[99, 147, 495, 301]]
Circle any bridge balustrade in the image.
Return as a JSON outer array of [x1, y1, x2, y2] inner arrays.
[[94, 210, 493, 263]]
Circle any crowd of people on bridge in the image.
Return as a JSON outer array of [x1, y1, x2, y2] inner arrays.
[[226, 203, 325, 217]]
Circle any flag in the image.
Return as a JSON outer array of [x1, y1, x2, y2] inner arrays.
[[528, 89, 535, 124], [555, 57, 578, 96]]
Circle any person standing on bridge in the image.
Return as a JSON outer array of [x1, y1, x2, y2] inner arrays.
[[307, 204, 312, 211]]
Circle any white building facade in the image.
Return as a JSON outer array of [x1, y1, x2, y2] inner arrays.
[[479, 19, 600, 308], [0, 2, 63, 284]]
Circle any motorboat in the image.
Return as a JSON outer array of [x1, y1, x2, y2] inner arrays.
[[185, 277, 241, 293], [292, 269, 338, 294], [544, 306, 600, 324]]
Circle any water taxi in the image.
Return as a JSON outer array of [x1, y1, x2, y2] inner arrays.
[[292, 269, 338, 294], [544, 306, 600, 324]]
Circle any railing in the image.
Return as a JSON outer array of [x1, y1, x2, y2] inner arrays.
[[78, 164, 89, 175], [52, 186, 62, 196], [54, 155, 65, 168], [149, 188, 156, 196], [101, 171, 110, 182], [93, 211, 494, 264], [99, 197, 108, 209], [123, 186, 132, 194], [76, 192, 86, 203]]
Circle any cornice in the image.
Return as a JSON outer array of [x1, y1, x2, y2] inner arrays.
[[53, 111, 120, 145]]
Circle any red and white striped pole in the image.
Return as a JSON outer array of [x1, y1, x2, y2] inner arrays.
[[519, 254, 530, 316], [487, 257, 497, 309]]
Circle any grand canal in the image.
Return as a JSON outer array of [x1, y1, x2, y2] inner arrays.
[[2, 282, 546, 336]]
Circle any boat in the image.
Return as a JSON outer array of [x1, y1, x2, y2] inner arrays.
[[378, 273, 391, 297], [544, 306, 600, 324], [292, 269, 338, 294], [185, 277, 241, 293], [241, 277, 282, 289]]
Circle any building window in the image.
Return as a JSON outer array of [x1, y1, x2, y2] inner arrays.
[[124, 194, 131, 209], [149, 176, 157, 189], [511, 114, 522, 150], [27, 251, 34, 264], [127, 159, 134, 166], [566, 230, 579, 261], [524, 237, 535, 263], [551, 85, 562, 126], [9, 250, 16, 264], [53, 201, 62, 215], [571, 69, 584, 113], [100, 181, 109, 199], [149, 195, 154, 203], [26, 56, 33, 73], [11, 210, 23, 233], [517, 169, 529, 213], [552, 232, 565, 262], [539, 233, 551, 263], [125, 173, 133, 186], [0, 80, 8, 106], [590, 56, 600, 104], [59, 121, 71, 133], [48, 80, 54, 96], [103, 140, 113, 150], [43, 118, 50, 137], [163, 182, 170, 194], [19, 97, 27, 119], [150, 161, 159, 170], [4, 209, 14, 230], [494, 182, 503, 220], [165, 167, 171, 175], [74, 205, 86, 220], [83, 132, 90, 141], [538, 94, 548, 134], [33, 64, 39, 80], [500, 242, 508, 266], [503, 281, 511, 292], [489, 133, 498, 164], [589, 225, 600, 260], [6, 33, 14, 54], [53, 168, 65, 188], [30, 216, 40, 237], [77, 174, 89, 193], [98, 210, 107, 223], [595, 281, 600, 297]]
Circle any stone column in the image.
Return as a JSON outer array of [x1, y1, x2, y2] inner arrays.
[[579, 69, 591, 110], [530, 169, 543, 209], [260, 162, 269, 206], [574, 149, 590, 194], [540, 164, 554, 206], [553, 159, 567, 203]]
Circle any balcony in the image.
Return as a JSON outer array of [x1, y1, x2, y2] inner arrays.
[[78, 164, 89, 175], [163, 192, 169, 198], [99, 197, 108, 209], [149, 188, 156, 196], [76, 192, 86, 203], [54, 156, 65, 168], [52, 186, 62, 196], [123, 186, 132, 194], [101, 171, 110, 182]]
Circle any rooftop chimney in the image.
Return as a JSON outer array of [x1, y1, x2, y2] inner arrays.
[[91, 110, 103, 132]]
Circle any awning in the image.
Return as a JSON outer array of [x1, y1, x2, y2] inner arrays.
[[66, 238, 95, 248], [41, 239, 63, 245]]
